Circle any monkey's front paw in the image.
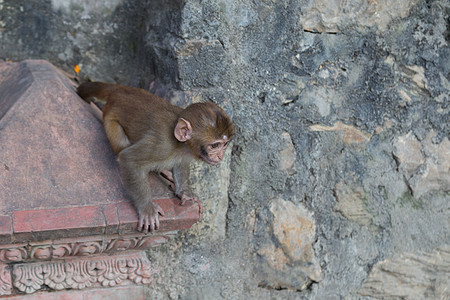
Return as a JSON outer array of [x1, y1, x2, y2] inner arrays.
[[137, 203, 165, 233], [179, 193, 203, 220]]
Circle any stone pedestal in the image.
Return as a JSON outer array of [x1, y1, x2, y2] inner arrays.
[[0, 60, 200, 298]]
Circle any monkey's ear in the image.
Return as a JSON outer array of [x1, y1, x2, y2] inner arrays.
[[174, 118, 193, 142]]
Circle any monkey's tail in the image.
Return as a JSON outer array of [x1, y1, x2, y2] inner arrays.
[[77, 81, 113, 104], [77, 81, 113, 113]]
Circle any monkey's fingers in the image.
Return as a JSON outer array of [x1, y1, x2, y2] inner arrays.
[[150, 215, 158, 232], [150, 204, 165, 231], [138, 215, 157, 233], [137, 204, 165, 233], [137, 214, 156, 233], [138, 216, 150, 233], [155, 203, 165, 216]]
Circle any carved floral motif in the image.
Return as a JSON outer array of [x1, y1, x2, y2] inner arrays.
[[66, 260, 96, 289], [12, 253, 153, 294], [0, 246, 27, 262], [0, 263, 12, 296], [0, 234, 167, 294], [0, 233, 173, 263], [13, 264, 44, 294], [105, 235, 168, 252]]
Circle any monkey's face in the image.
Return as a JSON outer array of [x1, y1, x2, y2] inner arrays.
[[179, 102, 234, 165], [199, 137, 231, 165]]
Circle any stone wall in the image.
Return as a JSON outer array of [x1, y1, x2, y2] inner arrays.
[[1, 0, 448, 299]]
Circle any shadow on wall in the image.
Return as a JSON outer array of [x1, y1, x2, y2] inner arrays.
[[0, 0, 183, 89]]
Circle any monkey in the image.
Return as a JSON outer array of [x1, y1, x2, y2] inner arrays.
[[77, 82, 234, 233]]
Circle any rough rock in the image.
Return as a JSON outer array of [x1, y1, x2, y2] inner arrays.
[[360, 246, 450, 300], [256, 198, 322, 291], [301, 0, 419, 33], [278, 132, 297, 176], [334, 181, 375, 230], [393, 132, 425, 178], [187, 146, 232, 240], [310, 122, 372, 147], [394, 131, 450, 198]]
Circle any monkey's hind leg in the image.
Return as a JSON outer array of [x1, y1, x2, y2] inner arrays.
[[103, 115, 131, 154]]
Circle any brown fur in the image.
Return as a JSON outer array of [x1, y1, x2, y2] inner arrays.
[[77, 82, 234, 232]]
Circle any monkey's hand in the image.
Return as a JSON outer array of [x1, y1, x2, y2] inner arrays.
[[137, 202, 165, 233], [178, 192, 203, 220]]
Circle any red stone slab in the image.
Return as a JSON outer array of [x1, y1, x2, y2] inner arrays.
[[12, 206, 106, 242], [13, 206, 106, 232], [0, 215, 13, 244], [117, 199, 200, 234], [0, 60, 200, 244], [0, 60, 126, 211], [102, 203, 120, 235]]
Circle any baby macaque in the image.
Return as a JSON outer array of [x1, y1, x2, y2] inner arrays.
[[77, 82, 234, 233]]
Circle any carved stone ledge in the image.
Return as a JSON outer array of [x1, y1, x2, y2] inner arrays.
[[0, 60, 201, 297], [0, 233, 176, 264], [11, 252, 153, 294]]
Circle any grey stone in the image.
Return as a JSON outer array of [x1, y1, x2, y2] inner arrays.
[[360, 246, 450, 300], [394, 131, 450, 198], [256, 198, 322, 291], [334, 181, 375, 230], [301, 0, 419, 33]]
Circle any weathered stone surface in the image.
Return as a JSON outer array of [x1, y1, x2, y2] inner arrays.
[[360, 246, 450, 300], [256, 198, 322, 290], [177, 39, 227, 90], [12, 252, 152, 294], [0, 233, 174, 264], [301, 0, 419, 33], [278, 132, 296, 176], [394, 131, 450, 198], [188, 147, 232, 240], [0, 263, 12, 296], [334, 181, 375, 230], [0, 1, 153, 86], [310, 122, 372, 147], [403, 65, 428, 90], [393, 132, 425, 178]]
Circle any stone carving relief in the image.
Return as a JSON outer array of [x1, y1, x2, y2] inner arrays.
[[0, 234, 172, 263], [12, 252, 153, 294], [0, 234, 173, 295], [0, 264, 12, 296]]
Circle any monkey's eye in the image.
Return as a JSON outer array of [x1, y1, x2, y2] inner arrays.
[[211, 143, 220, 149]]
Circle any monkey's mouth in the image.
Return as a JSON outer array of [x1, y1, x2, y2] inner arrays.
[[201, 155, 221, 166]]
